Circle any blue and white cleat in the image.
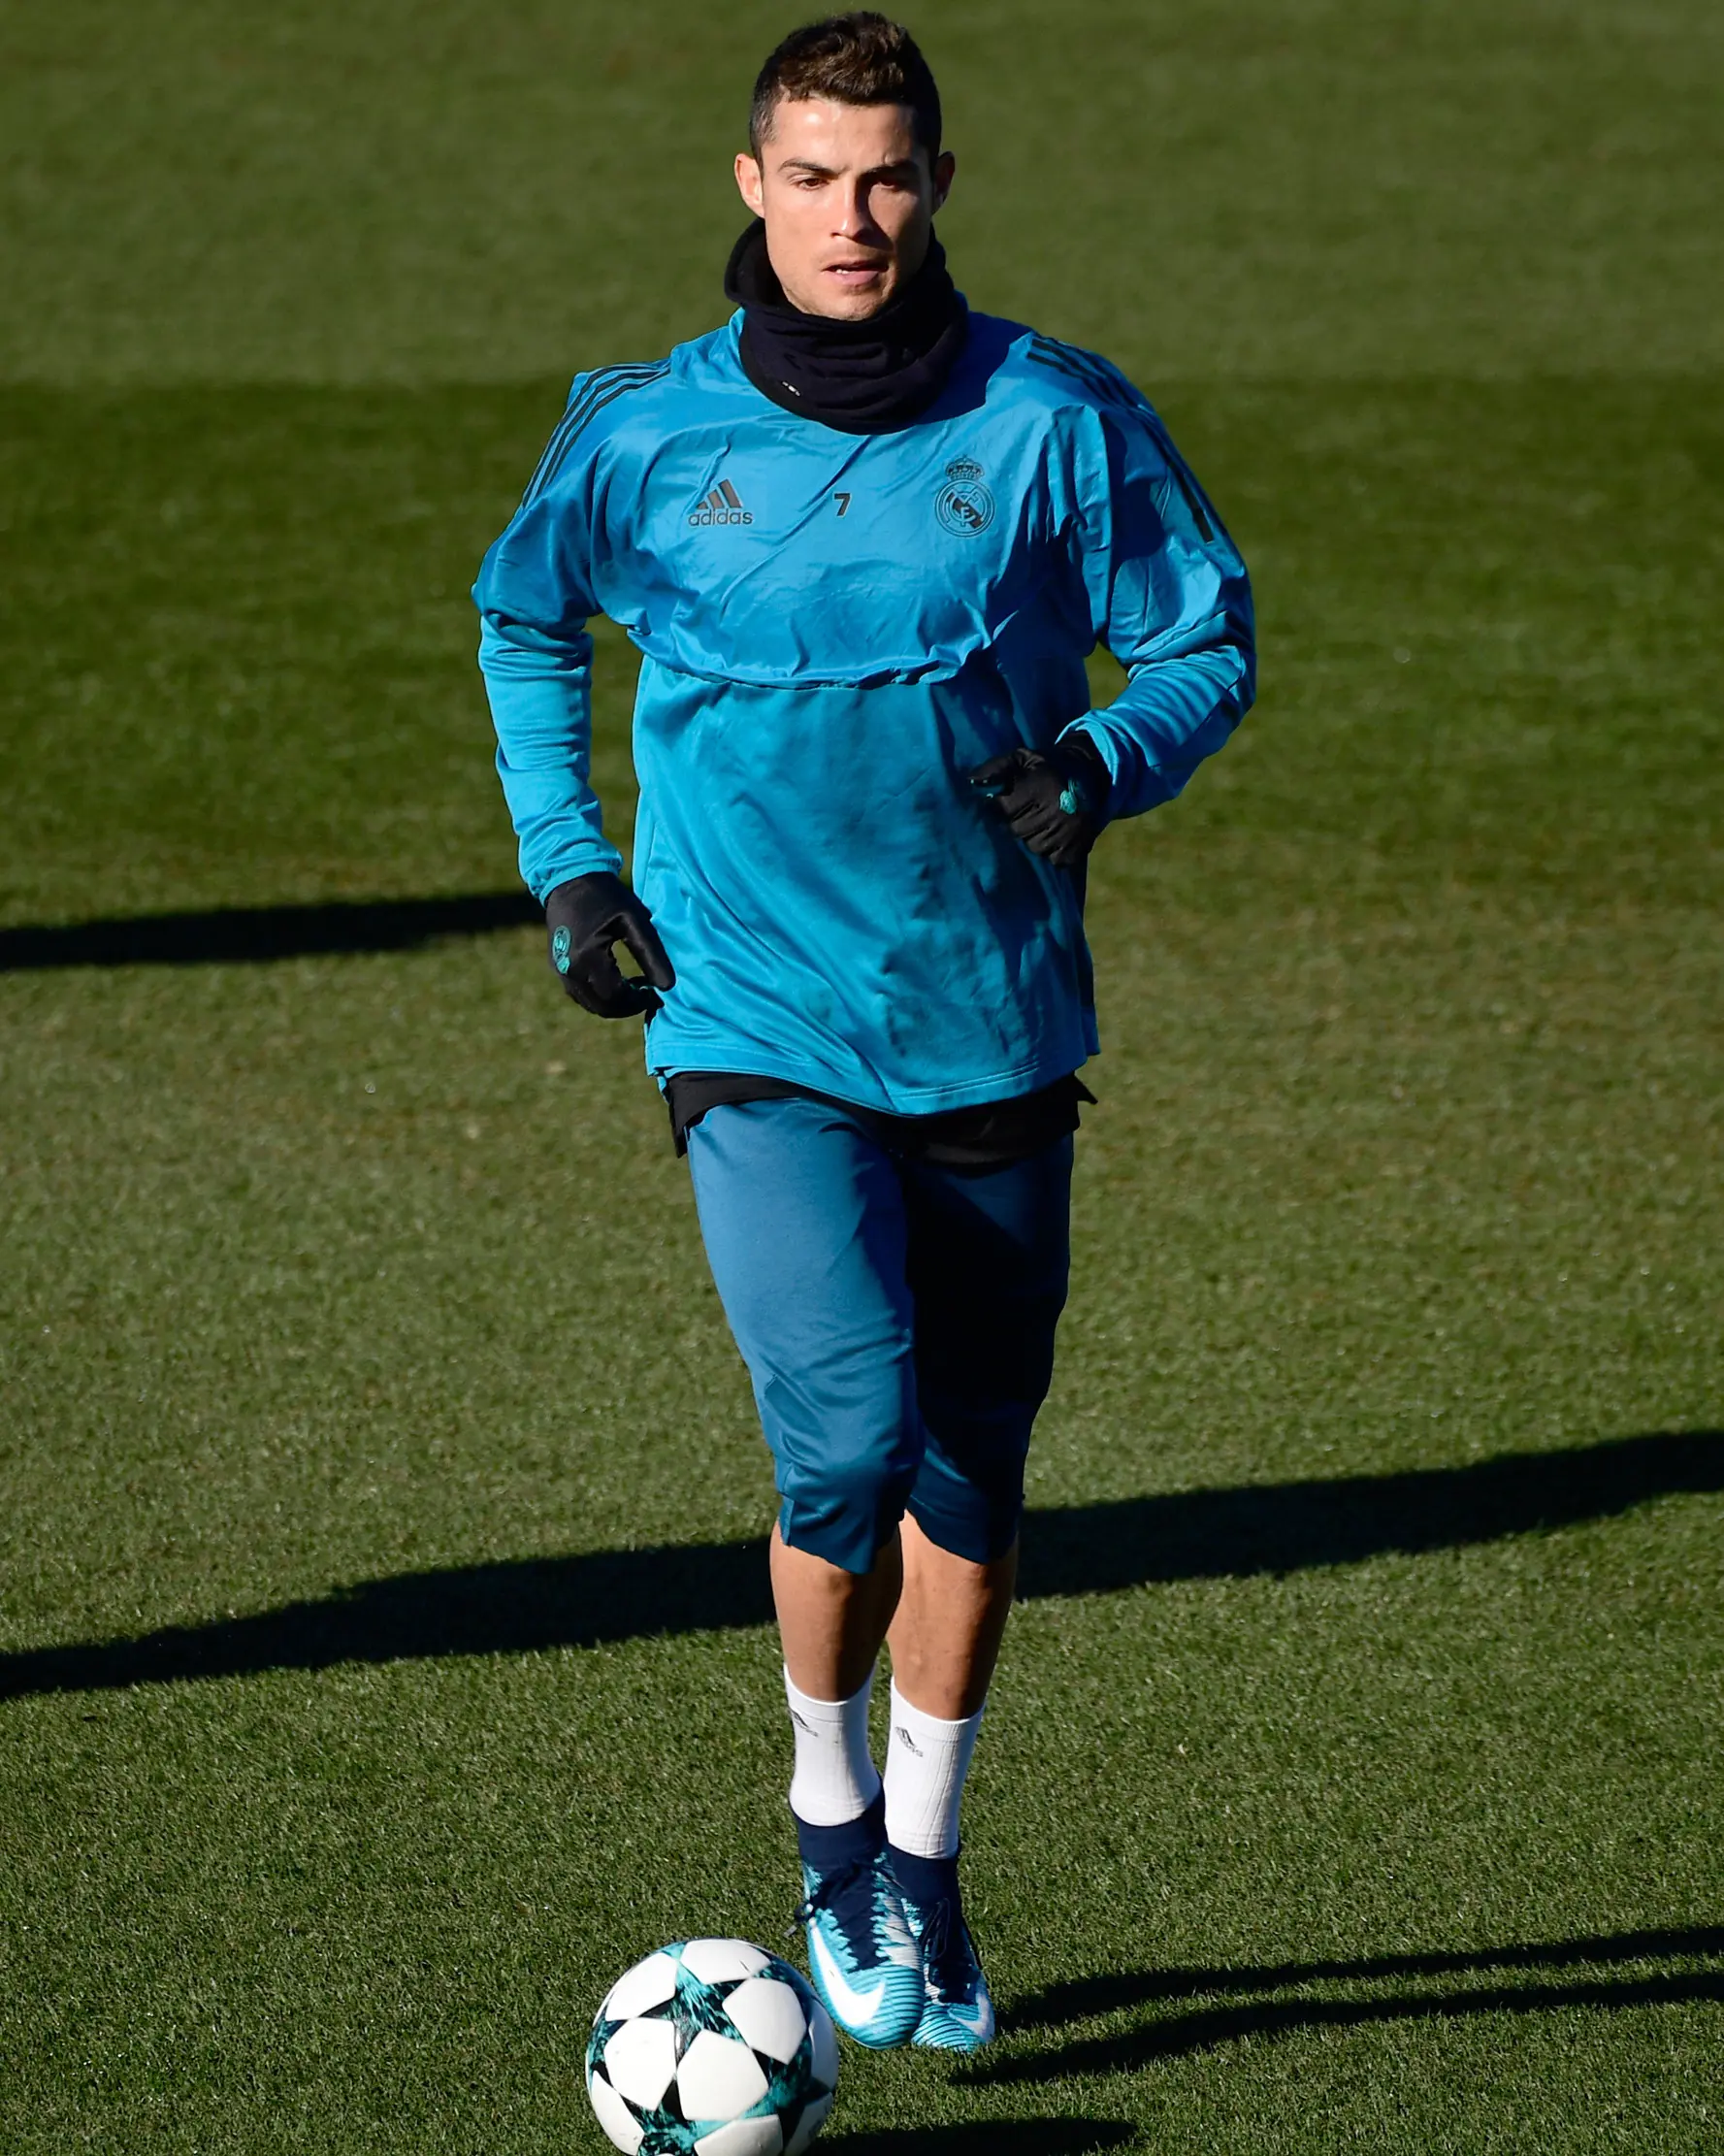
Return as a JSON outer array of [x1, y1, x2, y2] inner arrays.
[[792, 1798, 924, 2050], [893, 1855, 996, 2053]]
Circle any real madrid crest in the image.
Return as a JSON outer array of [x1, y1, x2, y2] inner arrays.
[[935, 455, 996, 537]]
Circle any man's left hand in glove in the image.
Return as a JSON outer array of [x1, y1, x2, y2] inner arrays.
[[968, 732, 1111, 871]]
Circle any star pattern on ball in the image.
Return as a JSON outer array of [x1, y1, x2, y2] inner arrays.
[[588, 1941, 839, 2156]]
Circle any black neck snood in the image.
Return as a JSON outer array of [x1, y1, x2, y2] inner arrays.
[[723, 219, 968, 435]]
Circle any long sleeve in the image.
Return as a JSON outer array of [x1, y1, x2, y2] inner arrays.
[[1060, 400, 1255, 821], [473, 413, 623, 900]]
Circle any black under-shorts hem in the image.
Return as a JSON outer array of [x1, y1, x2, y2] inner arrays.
[[662, 1069, 1093, 1170]]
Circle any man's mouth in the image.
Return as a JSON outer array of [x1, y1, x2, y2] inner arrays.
[[825, 261, 889, 285]]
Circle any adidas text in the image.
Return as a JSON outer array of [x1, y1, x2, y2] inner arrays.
[[690, 477, 753, 527]]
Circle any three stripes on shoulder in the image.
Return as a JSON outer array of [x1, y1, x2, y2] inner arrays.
[[523, 362, 671, 504]]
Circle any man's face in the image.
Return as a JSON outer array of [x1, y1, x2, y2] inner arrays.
[[734, 97, 955, 320]]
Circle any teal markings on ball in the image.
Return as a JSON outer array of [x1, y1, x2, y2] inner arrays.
[[587, 1938, 838, 2155], [551, 924, 572, 973]]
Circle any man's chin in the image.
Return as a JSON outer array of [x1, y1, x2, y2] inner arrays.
[[794, 273, 896, 322]]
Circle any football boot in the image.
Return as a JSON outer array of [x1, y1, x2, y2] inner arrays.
[[791, 1796, 924, 2050], [892, 1852, 996, 2053]]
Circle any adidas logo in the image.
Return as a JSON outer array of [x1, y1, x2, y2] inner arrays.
[[893, 1725, 923, 1758], [688, 476, 754, 527]]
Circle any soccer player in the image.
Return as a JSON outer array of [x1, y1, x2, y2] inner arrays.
[[475, 13, 1253, 2055]]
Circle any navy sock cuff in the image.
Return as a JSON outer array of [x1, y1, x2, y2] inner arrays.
[[888, 1844, 960, 1910], [795, 1788, 886, 1870]]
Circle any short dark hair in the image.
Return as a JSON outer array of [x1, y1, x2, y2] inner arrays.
[[749, 14, 942, 163]]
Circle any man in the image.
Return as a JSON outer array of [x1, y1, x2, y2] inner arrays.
[[474, 13, 1252, 2056]]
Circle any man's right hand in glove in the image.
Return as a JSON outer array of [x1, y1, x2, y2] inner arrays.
[[543, 871, 675, 1019]]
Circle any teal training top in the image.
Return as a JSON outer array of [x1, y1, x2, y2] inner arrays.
[[473, 310, 1254, 1113]]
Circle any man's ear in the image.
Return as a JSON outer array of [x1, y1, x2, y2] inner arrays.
[[734, 151, 765, 219], [931, 149, 956, 214]]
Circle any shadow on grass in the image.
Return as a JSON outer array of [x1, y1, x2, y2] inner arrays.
[[1002, 1923, 1724, 2032], [973, 1922, 1724, 2082], [0, 892, 539, 969], [0, 1429, 1716, 1700], [829, 2126, 1135, 2152]]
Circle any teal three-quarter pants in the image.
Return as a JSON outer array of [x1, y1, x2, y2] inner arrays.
[[686, 1094, 1072, 1575]]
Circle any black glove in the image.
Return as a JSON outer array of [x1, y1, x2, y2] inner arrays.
[[969, 734, 1111, 870], [543, 872, 675, 1019]]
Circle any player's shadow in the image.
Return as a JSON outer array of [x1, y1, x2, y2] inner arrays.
[[1012, 1425, 1721, 1598], [974, 1923, 1724, 2083], [0, 1428, 1716, 1701], [0, 892, 540, 970], [829, 2125, 1135, 2152]]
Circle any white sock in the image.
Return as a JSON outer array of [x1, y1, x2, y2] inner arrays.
[[785, 1667, 882, 1827], [882, 1681, 985, 1860]]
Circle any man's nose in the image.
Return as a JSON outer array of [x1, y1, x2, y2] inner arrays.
[[834, 182, 881, 238]]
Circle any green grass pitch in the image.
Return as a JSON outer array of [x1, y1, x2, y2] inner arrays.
[[2, 2, 1720, 2149]]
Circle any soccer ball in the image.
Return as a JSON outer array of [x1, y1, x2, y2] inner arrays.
[[586, 1938, 839, 2155]]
